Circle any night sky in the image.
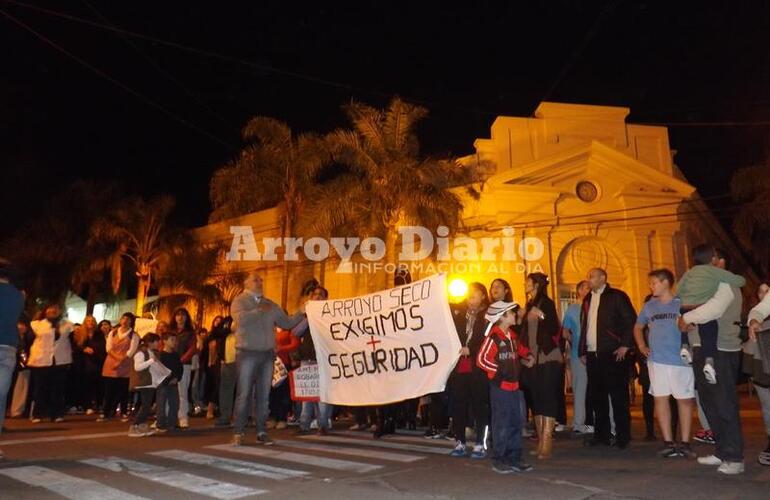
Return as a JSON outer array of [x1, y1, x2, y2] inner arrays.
[[3, 1, 770, 236]]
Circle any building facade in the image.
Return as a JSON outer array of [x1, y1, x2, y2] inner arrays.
[[189, 102, 755, 323]]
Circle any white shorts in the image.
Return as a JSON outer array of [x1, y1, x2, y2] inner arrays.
[[647, 361, 695, 399]]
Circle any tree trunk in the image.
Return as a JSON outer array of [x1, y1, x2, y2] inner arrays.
[[383, 225, 398, 291], [85, 281, 97, 316], [135, 267, 150, 317], [280, 216, 292, 310]]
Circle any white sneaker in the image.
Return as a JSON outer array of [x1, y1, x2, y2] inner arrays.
[[697, 455, 723, 466], [85, 409, 96, 416], [717, 461, 745, 475], [555, 423, 567, 432], [583, 425, 595, 434], [309, 419, 319, 430], [703, 363, 717, 385]]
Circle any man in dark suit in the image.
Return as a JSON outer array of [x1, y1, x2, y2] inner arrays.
[[579, 268, 637, 449]]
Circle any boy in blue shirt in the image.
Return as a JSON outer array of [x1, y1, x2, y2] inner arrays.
[[634, 269, 695, 459]]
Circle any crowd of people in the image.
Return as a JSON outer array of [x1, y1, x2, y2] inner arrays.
[[2, 244, 770, 475]]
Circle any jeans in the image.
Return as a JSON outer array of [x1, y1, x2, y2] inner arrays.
[[300, 401, 333, 431], [570, 357, 588, 428], [696, 390, 710, 430], [192, 368, 205, 408], [693, 348, 743, 461], [233, 349, 274, 435], [586, 352, 630, 445], [133, 388, 155, 425], [218, 362, 237, 423], [178, 365, 192, 423], [490, 385, 523, 465], [10, 368, 30, 417], [156, 381, 179, 429], [754, 384, 770, 436], [0, 345, 16, 434]]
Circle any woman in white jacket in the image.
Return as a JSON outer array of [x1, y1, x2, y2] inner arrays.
[[28, 304, 74, 423]]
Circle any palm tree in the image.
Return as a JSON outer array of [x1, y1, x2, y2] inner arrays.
[[153, 240, 243, 326], [89, 195, 179, 315], [209, 117, 330, 308], [305, 97, 487, 289], [731, 162, 770, 276]]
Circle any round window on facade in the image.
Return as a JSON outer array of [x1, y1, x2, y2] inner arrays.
[[576, 181, 599, 202]]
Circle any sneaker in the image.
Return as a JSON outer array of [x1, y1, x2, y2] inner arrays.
[[349, 424, 365, 431], [450, 442, 467, 457], [31, 418, 42, 424], [678, 442, 697, 459], [555, 423, 568, 432], [522, 427, 534, 438], [275, 421, 288, 430], [178, 419, 189, 429], [697, 455, 723, 466], [758, 449, 770, 466], [287, 417, 299, 427], [128, 425, 144, 438], [511, 461, 534, 472], [96, 415, 108, 422], [658, 441, 680, 458], [53, 417, 64, 423], [492, 461, 514, 474], [703, 363, 717, 385], [85, 409, 96, 416], [717, 461, 745, 475], [470, 444, 487, 459], [424, 428, 440, 439], [265, 420, 277, 430], [231, 433, 244, 446], [694, 429, 716, 445], [583, 425, 595, 434], [257, 433, 275, 446]]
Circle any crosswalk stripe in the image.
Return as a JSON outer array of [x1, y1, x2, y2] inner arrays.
[[335, 430, 455, 447], [0, 431, 127, 446], [273, 439, 425, 463], [0, 465, 148, 500], [207, 444, 383, 473], [80, 457, 266, 499], [299, 434, 452, 455], [150, 449, 309, 480]]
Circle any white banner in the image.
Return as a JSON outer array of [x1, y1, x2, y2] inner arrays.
[[306, 273, 461, 406]]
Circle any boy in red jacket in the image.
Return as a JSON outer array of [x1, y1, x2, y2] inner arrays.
[[477, 301, 535, 473]]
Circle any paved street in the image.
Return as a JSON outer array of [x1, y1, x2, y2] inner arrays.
[[1, 395, 769, 500]]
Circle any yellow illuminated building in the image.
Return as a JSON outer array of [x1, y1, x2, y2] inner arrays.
[[188, 102, 755, 323]]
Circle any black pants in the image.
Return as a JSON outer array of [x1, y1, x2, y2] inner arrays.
[[269, 380, 292, 421], [83, 370, 103, 411], [587, 352, 631, 445], [133, 388, 155, 425], [428, 390, 448, 430], [638, 360, 655, 436], [31, 365, 68, 420], [103, 376, 129, 418], [449, 371, 490, 444], [694, 348, 743, 462]]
